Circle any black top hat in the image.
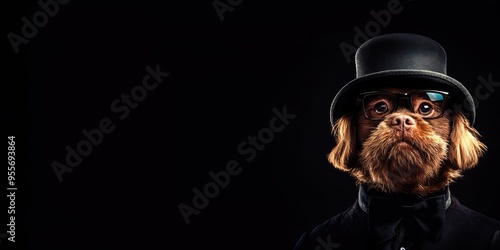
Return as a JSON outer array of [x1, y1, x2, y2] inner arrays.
[[329, 33, 475, 126]]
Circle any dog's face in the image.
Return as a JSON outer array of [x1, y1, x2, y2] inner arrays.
[[328, 87, 487, 195]]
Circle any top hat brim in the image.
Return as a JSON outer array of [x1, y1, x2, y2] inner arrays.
[[329, 69, 476, 126]]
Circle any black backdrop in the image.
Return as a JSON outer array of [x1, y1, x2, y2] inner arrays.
[[3, 0, 500, 249]]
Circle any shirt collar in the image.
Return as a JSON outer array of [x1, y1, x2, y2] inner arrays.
[[357, 185, 452, 213]]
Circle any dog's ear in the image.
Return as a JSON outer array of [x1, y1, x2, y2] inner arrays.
[[327, 115, 356, 171], [449, 112, 487, 169]]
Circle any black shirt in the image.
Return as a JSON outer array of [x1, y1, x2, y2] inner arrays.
[[294, 186, 500, 250]]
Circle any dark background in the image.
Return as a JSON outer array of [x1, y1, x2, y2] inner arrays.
[[3, 0, 500, 249]]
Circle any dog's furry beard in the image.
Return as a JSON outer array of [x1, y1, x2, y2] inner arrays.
[[358, 113, 448, 195]]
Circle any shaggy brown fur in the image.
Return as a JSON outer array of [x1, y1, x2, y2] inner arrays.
[[328, 88, 487, 196]]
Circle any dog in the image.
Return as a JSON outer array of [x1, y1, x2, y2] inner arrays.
[[294, 33, 500, 250], [331, 87, 485, 196]]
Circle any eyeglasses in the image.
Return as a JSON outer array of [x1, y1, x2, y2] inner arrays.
[[357, 90, 449, 120]]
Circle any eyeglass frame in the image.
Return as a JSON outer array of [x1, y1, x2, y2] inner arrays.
[[356, 90, 450, 120]]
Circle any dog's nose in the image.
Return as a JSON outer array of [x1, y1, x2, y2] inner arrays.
[[391, 114, 416, 130]]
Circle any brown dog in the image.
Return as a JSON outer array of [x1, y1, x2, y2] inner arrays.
[[328, 87, 486, 196], [294, 33, 500, 250]]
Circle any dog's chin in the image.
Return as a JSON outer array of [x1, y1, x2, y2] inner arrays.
[[358, 121, 449, 195], [391, 140, 418, 152]]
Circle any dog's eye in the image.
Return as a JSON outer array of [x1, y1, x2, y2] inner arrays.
[[418, 103, 433, 115], [374, 102, 389, 114]]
